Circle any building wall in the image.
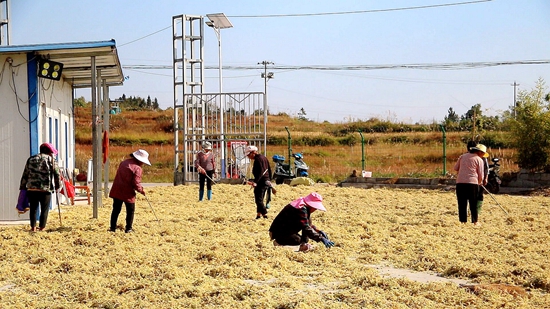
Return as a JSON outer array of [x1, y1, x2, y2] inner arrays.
[[0, 53, 75, 221]]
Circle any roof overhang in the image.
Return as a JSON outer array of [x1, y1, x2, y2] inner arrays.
[[0, 40, 124, 88]]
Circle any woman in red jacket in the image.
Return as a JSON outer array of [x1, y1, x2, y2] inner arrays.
[[109, 149, 151, 233]]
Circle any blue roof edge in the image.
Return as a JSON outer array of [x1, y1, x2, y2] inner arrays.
[[0, 39, 116, 53]]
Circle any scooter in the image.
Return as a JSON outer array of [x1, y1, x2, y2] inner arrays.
[[486, 157, 501, 194], [292, 152, 309, 177], [272, 127, 310, 184], [272, 152, 310, 184], [272, 154, 293, 184]]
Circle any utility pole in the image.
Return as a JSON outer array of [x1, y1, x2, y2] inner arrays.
[[258, 61, 274, 111], [258, 61, 273, 155], [512, 81, 519, 119]]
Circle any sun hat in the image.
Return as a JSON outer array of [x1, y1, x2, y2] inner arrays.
[[472, 144, 489, 158], [290, 192, 327, 211], [132, 149, 151, 165], [202, 141, 212, 150], [303, 192, 326, 211], [245, 145, 258, 156]]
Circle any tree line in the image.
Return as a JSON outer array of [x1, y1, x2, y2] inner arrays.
[[74, 79, 550, 172], [74, 94, 160, 111]]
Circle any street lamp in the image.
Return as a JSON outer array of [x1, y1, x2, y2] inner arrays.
[[206, 13, 233, 179]]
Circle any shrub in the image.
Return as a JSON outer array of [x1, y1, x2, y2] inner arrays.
[[154, 115, 174, 133], [109, 115, 129, 131], [338, 134, 359, 146]]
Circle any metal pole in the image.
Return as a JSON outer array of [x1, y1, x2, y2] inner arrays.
[[285, 126, 292, 173], [91, 56, 98, 219], [358, 129, 365, 170], [263, 75, 268, 155], [440, 125, 447, 176], [103, 80, 110, 198], [216, 28, 226, 179], [260, 61, 273, 155]]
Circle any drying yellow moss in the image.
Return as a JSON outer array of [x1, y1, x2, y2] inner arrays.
[[1, 184, 549, 308]]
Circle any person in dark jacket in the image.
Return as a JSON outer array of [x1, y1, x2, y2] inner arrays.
[[109, 149, 151, 233], [245, 145, 273, 219], [269, 192, 335, 252], [19, 143, 61, 232], [194, 141, 216, 201]]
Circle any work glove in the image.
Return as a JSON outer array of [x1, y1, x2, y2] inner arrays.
[[321, 237, 334, 248], [318, 230, 329, 240]]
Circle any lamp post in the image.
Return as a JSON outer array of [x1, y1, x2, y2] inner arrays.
[[206, 13, 232, 179]]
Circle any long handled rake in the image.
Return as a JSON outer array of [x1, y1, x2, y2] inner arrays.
[[55, 192, 63, 226], [144, 195, 161, 225], [481, 185, 509, 215], [204, 172, 217, 185]]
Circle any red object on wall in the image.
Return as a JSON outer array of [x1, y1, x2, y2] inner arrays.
[[102, 131, 109, 164]]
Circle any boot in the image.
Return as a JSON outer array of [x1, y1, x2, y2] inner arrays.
[[207, 190, 212, 200], [199, 190, 204, 201], [477, 201, 483, 214]]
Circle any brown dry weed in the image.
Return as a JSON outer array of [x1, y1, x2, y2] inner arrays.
[[1, 185, 550, 308]]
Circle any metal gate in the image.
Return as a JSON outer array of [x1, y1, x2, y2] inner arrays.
[[172, 14, 266, 185], [174, 92, 267, 184]]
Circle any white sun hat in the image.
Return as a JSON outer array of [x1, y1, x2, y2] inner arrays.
[[245, 145, 258, 156], [132, 149, 151, 165]]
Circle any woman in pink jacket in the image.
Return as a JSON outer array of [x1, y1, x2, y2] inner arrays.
[[453, 144, 487, 225]]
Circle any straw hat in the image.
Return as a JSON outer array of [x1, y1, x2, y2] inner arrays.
[[472, 144, 489, 158], [132, 149, 151, 165]]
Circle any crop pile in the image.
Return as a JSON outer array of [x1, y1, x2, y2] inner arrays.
[[1, 184, 550, 308]]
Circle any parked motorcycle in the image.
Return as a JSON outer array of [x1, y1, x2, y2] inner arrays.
[[486, 157, 501, 194], [272, 154, 292, 184], [272, 152, 310, 184], [272, 126, 311, 184]]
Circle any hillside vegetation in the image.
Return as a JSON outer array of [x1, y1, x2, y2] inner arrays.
[[74, 107, 517, 183]]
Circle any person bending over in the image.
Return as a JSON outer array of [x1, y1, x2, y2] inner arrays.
[[269, 192, 335, 252]]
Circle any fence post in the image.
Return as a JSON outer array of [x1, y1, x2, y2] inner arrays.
[[440, 125, 447, 175], [285, 126, 292, 170], [358, 129, 365, 170]]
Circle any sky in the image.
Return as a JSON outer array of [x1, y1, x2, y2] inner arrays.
[[9, 0, 550, 123]]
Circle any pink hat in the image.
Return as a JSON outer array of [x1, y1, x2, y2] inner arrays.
[[40, 143, 58, 156], [290, 192, 326, 211]]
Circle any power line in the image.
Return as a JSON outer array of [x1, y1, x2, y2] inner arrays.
[[116, 0, 492, 47], [122, 59, 550, 71], [229, 0, 492, 18]]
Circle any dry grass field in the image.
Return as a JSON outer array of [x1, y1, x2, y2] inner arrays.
[[74, 107, 519, 183], [1, 184, 550, 308]]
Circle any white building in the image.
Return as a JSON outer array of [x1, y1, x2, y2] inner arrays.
[[0, 40, 123, 221]]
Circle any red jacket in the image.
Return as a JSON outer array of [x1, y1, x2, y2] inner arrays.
[[109, 158, 144, 203]]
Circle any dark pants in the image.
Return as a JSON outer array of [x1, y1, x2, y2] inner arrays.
[[254, 181, 268, 215], [110, 198, 135, 231], [272, 232, 308, 246], [27, 190, 52, 229], [199, 170, 214, 191], [456, 183, 479, 223]]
